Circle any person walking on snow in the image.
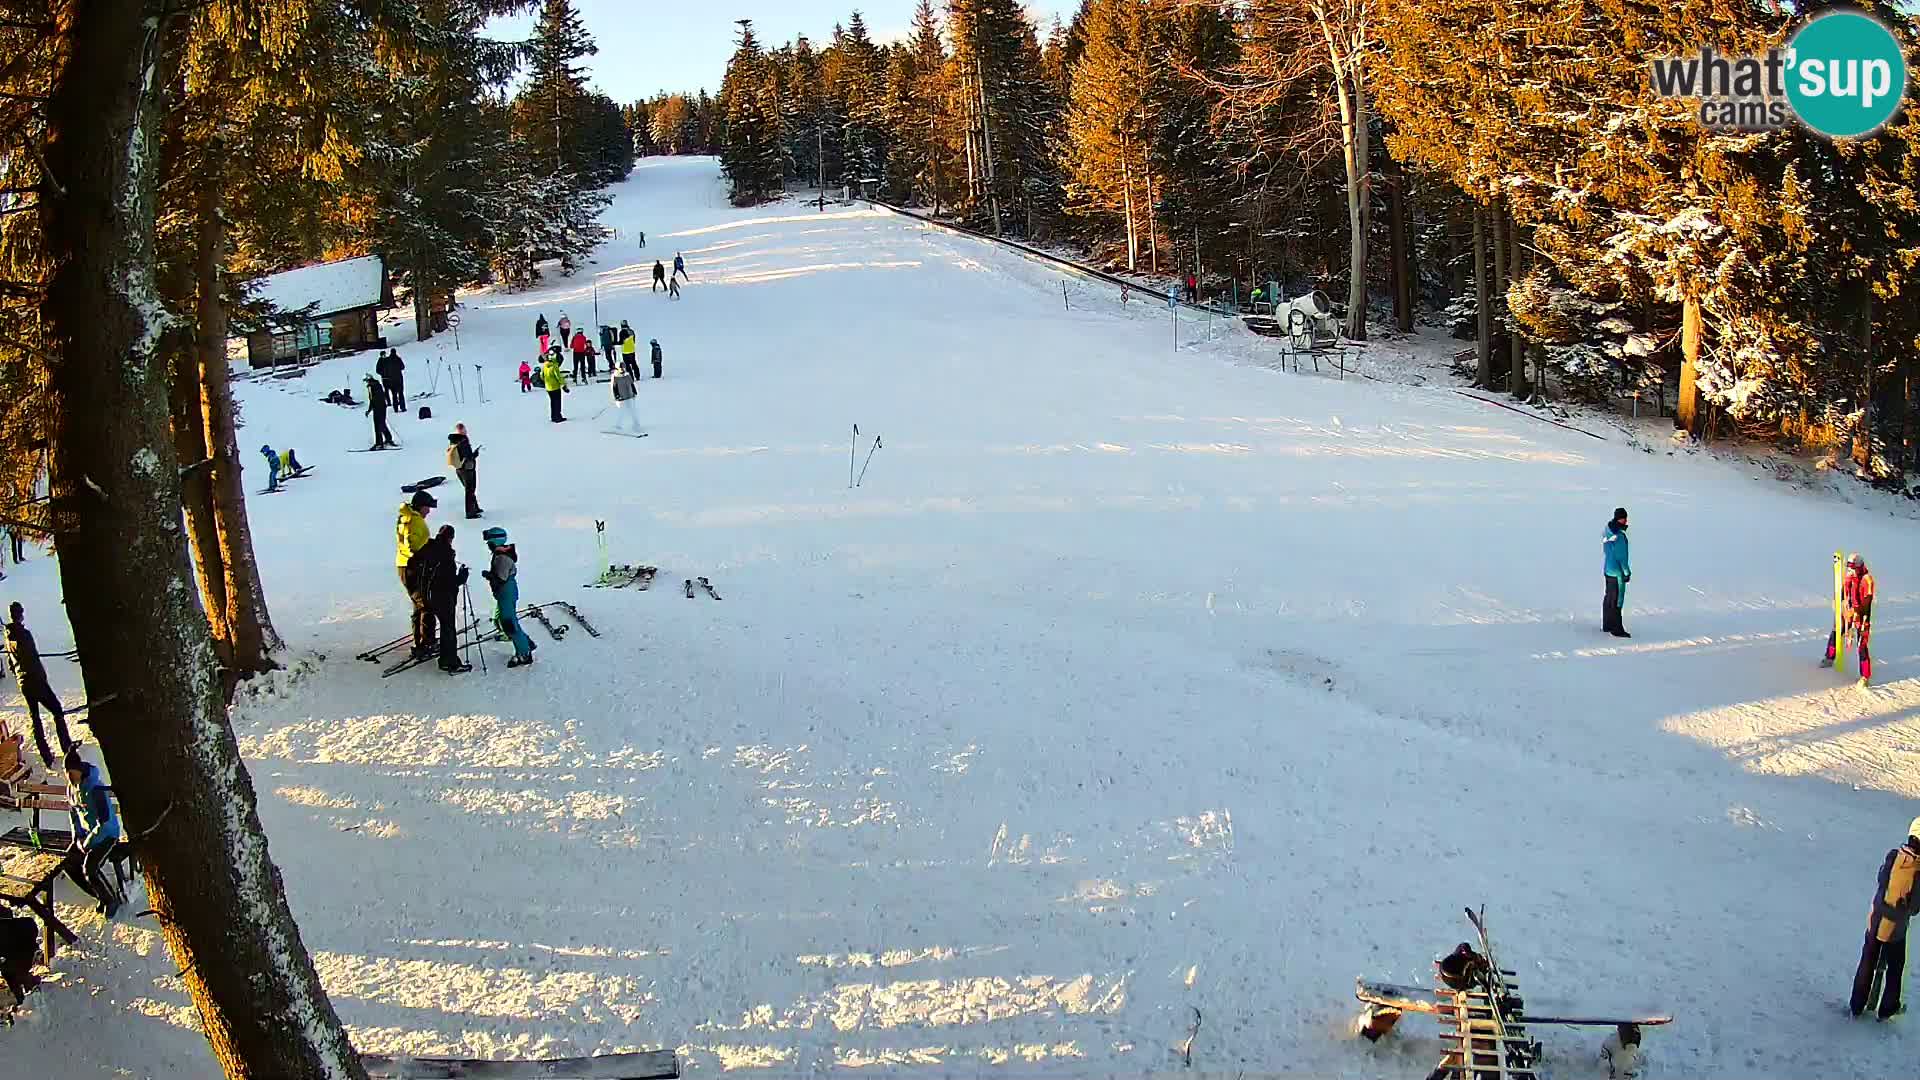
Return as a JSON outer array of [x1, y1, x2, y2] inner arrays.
[[447, 423, 482, 519], [637, 230, 645, 248], [61, 751, 121, 917], [534, 313, 548, 340], [1852, 817, 1920, 1019], [541, 350, 569, 422], [417, 524, 471, 674], [481, 527, 536, 667], [1824, 553, 1876, 684], [5, 602, 70, 767], [1602, 506, 1631, 638], [619, 321, 638, 379], [376, 348, 407, 412], [668, 275, 681, 300], [652, 260, 666, 292], [610, 365, 641, 433], [519, 359, 533, 393], [672, 252, 687, 281], [396, 490, 437, 659], [650, 338, 663, 379], [557, 312, 572, 346], [365, 374, 395, 449]]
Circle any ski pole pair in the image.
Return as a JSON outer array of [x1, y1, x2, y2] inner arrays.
[[847, 424, 881, 487], [460, 579, 487, 674]]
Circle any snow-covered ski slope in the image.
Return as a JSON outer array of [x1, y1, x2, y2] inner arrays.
[[14, 156, 1920, 1076]]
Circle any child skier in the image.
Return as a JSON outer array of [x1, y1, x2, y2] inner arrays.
[[481, 527, 535, 668], [1852, 817, 1920, 1019], [1824, 553, 1875, 684], [519, 359, 533, 393], [650, 338, 663, 379], [668, 275, 681, 300], [259, 444, 304, 491]]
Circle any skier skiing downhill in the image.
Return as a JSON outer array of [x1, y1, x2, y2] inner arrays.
[[1602, 506, 1631, 638], [1824, 553, 1875, 684], [481, 527, 535, 667], [609, 364, 640, 433], [1851, 816, 1920, 1020], [672, 252, 687, 281]]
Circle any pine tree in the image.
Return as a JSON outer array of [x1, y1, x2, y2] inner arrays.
[[514, 0, 600, 179], [719, 20, 787, 204], [1065, 0, 1156, 269]]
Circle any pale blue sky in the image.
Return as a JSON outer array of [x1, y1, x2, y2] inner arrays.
[[489, 1, 1081, 103]]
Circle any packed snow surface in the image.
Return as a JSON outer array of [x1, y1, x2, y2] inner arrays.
[[10, 157, 1920, 1077]]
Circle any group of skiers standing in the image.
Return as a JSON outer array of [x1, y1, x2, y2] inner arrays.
[[523, 312, 663, 425], [394, 483, 535, 674]]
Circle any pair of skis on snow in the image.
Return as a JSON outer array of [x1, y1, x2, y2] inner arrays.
[[587, 564, 658, 590], [684, 576, 721, 600], [257, 467, 315, 495], [367, 601, 600, 677]]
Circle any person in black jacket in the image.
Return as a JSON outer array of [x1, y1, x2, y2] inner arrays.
[[376, 349, 406, 412], [447, 423, 482, 519], [4, 602, 69, 767], [1854, 818, 1920, 1019], [417, 526, 471, 674], [364, 374, 394, 449], [652, 260, 666, 292], [534, 313, 549, 339]]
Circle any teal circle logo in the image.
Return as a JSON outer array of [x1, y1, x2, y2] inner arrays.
[[1787, 12, 1907, 138]]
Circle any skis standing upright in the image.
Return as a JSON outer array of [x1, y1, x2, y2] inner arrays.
[[1834, 550, 1847, 671]]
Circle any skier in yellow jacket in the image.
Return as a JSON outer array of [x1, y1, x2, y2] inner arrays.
[[1852, 817, 1920, 1019], [541, 350, 568, 423], [395, 489, 437, 659]]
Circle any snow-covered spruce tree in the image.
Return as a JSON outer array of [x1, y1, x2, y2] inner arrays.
[[512, 0, 599, 181], [720, 20, 786, 205], [360, 0, 526, 341], [38, 8, 367, 1078]]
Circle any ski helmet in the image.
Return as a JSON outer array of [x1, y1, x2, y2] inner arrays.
[[1908, 815, 1920, 842], [259, 444, 272, 455], [1850, 553, 1867, 570]]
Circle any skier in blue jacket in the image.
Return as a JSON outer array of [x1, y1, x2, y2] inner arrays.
[[1602, 506, 1631, 638], [62, 751, 122, 916]]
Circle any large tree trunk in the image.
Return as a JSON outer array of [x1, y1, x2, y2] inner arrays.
[[196, 182, 281, 681], [1677, 293, 1701, 436], [1472, 205, 1491, 388], [1507, 209, 1528, 400], [1336, 69, 1369, 340], [166, 346, 232, 670], [39, 8, 366, 1078], [1120, 138, 1137, 271], [1387, 166, 1410, 333]]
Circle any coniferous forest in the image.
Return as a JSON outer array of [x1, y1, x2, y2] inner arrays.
[[711, 0, 1920, 481]]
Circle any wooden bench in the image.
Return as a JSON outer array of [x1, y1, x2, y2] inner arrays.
[[0, 780, 139, 900], [0, 848, 76, 960]]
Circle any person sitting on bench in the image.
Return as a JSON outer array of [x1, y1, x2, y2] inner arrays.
[[61, 750, 121, 918]]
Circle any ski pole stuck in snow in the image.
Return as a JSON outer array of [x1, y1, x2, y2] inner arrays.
[[848, 423, 859, 488], [856, 435, 882, 486]]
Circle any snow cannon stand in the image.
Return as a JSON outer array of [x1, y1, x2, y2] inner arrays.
[[1354, 906, 1670, 1079]]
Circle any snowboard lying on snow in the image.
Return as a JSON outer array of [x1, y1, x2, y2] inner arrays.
[[401, 476, 447, 494]]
